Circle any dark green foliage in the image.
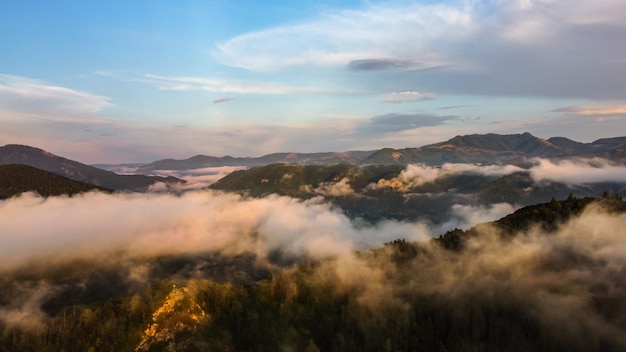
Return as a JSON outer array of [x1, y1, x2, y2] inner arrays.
[[211, 163, 405, 197], [437, 195, 626, 250], [0, 164, 112, 199]]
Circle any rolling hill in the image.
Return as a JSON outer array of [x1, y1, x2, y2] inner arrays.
[[0, 164, 112, 199], [210, 162, 626, 223], [2, 196, 626, 351], [0, 144, 183, 191], [122, 150, 375, 174]]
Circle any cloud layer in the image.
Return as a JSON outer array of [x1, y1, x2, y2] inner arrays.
[[3, 191, 626, 349], [368, 158, 626, 192], [0, 191, 432, 270]]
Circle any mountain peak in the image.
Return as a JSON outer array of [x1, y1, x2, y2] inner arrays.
[[439, 132, 542, 151]]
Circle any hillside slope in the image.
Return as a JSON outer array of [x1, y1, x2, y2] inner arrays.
[[0, 164, 111, 199], [2, 197, 626, 351], [0, 144, 182, 191]]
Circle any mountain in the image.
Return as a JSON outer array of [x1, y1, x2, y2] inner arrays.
[[436, 194, 626, 250], [0, 164, 111, 199], [0, 144, 182, 191], [361, 132, 626, 165], [93, 133, 626, 176], [210, 162, 625, 223], [128, 150, 375, 174]]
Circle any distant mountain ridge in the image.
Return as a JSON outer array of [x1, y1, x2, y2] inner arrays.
[[0, 144, 182, 191], [3, 132, 625, 192], [99, 133, 626, 173], [127, 151, 375, 174], [361, 132, 626, 165]]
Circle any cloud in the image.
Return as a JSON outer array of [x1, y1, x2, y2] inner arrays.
[[371, 162, 525, 191], [147, 166, 248, 192], [2, 189, 626, 348], [144, 74, 312, 95], [382, 91, 437, 104], [213, 0, 626, 99], [213, 3, 469, 71], [318, 204, 626, 349], [447, 202, 518, 230], [0, 191, 431, 270], [313, 177, 355, 196], [366, 113, 457, 133], [213, 97, 234, 104], [347, 58, 417, 71], [554, 105, 626, 116], [0, 281, 51, 330], [529, 158, 626, 184], [0, 74, 112, 115], [370, 158, 626, 194]]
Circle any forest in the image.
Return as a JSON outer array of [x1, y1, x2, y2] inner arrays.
[[0, 164, 111, 200], [1, 196, 625, 351]]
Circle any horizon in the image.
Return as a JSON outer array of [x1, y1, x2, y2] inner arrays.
[[2, 130, 626, 165], [1, 0, 625, 163]]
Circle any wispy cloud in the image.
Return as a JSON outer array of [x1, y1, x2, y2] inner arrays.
[[347, 58, 418, 71], [213, 3, 470, 72], [383, 91, 437, 104], [213, 97, 234, 104], [554, 105, 626, 116], [144, 74, 313, 95], [213, 0, 626, 99], [365, 113, 457, 133], [0, 74, 112, 115]]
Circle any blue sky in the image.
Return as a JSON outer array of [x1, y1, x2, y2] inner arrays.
[[1, 0, 625, 163]]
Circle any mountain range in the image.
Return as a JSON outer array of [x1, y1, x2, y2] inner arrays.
[[97, 132, 626, 174], [1, 132, 625, 203], [361, 132, 626, 165], [97, 150, 375, 174], [0, 144, 182, 191]]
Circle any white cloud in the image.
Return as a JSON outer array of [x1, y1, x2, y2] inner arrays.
[[0, 191, 432, 269], [529, 158, 626, 184], [147, 166, 248, 192], [371, 162, 525, 191], [0, 74, 111, 115], [144, 74, 313, 94], [213, 2, 472, 71], [554, 105, 626, 116], [212, 0, 626, 99], [383, 91, 437, 103], [448, 202, 518, 230], [314, 177, 355, 196]]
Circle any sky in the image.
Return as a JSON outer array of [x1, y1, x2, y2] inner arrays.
[[1, 0, 625, 164]]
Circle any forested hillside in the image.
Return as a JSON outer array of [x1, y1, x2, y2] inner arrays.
[[211, 162, 625, 223], [0, 164, 111, 199], [1, 196, 625, 351]]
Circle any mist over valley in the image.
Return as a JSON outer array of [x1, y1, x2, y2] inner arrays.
[[3, 0, 626, 349], [1, 133, 626, 351]]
